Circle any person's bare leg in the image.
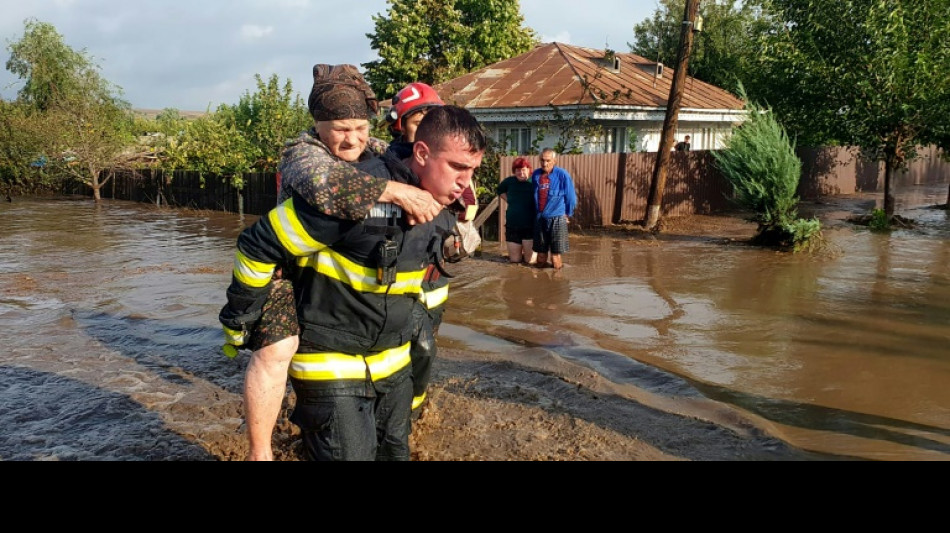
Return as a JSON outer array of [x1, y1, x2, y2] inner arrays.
[[244, 335, 298, 461], [551, 254, 563, 270], [536, 252, 548, 267], [522, 239, 537, 265], [506, 242, 523, 263]]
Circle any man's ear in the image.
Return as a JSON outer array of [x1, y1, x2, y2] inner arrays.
[[413, 141, 430, 166]]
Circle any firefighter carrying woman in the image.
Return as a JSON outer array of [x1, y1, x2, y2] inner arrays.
[[219, 63, 483, 461]]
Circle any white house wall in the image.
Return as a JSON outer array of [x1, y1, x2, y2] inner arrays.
[[635, 122, 737, 152], [486, 120, 740, 155], [476, 105, 745, 155]]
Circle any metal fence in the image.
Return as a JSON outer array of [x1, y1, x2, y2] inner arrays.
[[499, 145, 949, 231], [88, 169, 276, 216]]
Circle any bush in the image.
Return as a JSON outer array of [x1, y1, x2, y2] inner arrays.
[[868, 208, 890, 232], [712, 89, 822, 252], [781, 217, 824, 252]]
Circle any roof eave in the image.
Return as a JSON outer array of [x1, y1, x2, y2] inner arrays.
[[467, 105, 748, 124]]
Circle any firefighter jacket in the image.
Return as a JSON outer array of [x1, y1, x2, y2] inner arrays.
[[383, 141, 477, 318], [219, 147, 458, 395]]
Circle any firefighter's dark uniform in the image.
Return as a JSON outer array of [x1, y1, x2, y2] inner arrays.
[[411, 261, 450, 412], [411, 211, 471, 412], [220, 147, 456, 461], [383, 141, 475, 415]]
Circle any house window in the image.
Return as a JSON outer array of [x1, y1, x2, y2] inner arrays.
[[604, 127, 627, 153], [498, 127, 532, 154]]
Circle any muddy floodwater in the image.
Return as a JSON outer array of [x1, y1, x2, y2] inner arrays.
[[1, 189, 948, 461]]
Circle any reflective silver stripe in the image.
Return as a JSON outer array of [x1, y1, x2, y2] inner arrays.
[[367, 202, 404, 220], [268, 199, 325, 256], [234, 250, 274, 288], [290, 343, 412, 381], [223, 326, 247, 345], [297, 250, 426, 295], [421, 284, 449, 309]]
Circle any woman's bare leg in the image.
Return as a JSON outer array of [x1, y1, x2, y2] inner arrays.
[[506, 242, 524, 263], [244, 335, 298, 461], [521, 239, 537, 264]]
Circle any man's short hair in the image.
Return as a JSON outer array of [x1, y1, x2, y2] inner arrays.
[[415, 105, 487, 154]]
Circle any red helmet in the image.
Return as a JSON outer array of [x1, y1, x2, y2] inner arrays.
[[387, 82, 444, 133]]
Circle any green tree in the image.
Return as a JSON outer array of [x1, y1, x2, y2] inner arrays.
[[364, 0, 537, 99], [712, 92, 822, 252], [215, 74, 311, 172], [5, 19, 92, 111], [455, 0, 538, 75], [0, 100, 56, 194], [41, 69, 136, 202], [128, 109, 190, 170], [6, 19, 135, 202], [157, 113, 255, 187], [629, 0, 765, 95], [753, 0, 950, 217]]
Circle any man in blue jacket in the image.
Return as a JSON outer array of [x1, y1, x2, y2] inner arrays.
[[532, 148, 577, 270]]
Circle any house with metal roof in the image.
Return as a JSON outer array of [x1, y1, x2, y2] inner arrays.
[[433, 42, 747, 154]]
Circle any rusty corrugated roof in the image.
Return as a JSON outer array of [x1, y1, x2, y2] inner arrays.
[[434, 42, 744, 111]]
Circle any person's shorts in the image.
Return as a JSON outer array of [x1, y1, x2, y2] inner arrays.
[[247, 276, 300, 351], [505, 225, 534, 244], [533, 215, 570, 254]]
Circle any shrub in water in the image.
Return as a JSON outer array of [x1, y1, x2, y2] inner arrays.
[[712, 88, 822, 252]]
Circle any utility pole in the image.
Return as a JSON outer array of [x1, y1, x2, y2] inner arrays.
[[644, 0, 701, 230]]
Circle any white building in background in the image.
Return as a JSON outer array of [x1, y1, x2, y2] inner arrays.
[[433, 42, 747, 154]]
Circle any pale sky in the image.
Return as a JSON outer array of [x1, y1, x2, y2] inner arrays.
[[0, 0, 660, 111]]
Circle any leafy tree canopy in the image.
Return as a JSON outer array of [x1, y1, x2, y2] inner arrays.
[[364, 0, 538, 99], [6, 18, 122, 112], [629, 0, 766, 96], [753, 0, 950, 215], [214, 74, 311, 172], [754, 0, 950, 153], [5, 18, 134, 200], [0, 100, 53, 190]]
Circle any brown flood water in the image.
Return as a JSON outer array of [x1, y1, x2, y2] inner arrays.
[[1, 188, 948, 460]]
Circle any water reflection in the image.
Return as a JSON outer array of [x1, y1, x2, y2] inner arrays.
[[444, 190, 950, 460]]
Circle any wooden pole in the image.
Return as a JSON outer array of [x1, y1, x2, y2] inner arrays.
[[644, 0, 700, 230]]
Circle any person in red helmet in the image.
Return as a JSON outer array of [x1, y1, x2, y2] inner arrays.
[[385, 82, 481, 420], [387, 82, 445, 144]]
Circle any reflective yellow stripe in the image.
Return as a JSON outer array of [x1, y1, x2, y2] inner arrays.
[[268, 199, 325, 256], [289, 342, 411, 382], [421, 284, 449, 309], [234, 250, 275, 288], [412, 392, 427, 411], [297, 250, 426, 295], [223, 326, 247, 345]]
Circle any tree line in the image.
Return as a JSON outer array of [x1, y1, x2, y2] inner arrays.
[[2, 0, 948, 222]]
